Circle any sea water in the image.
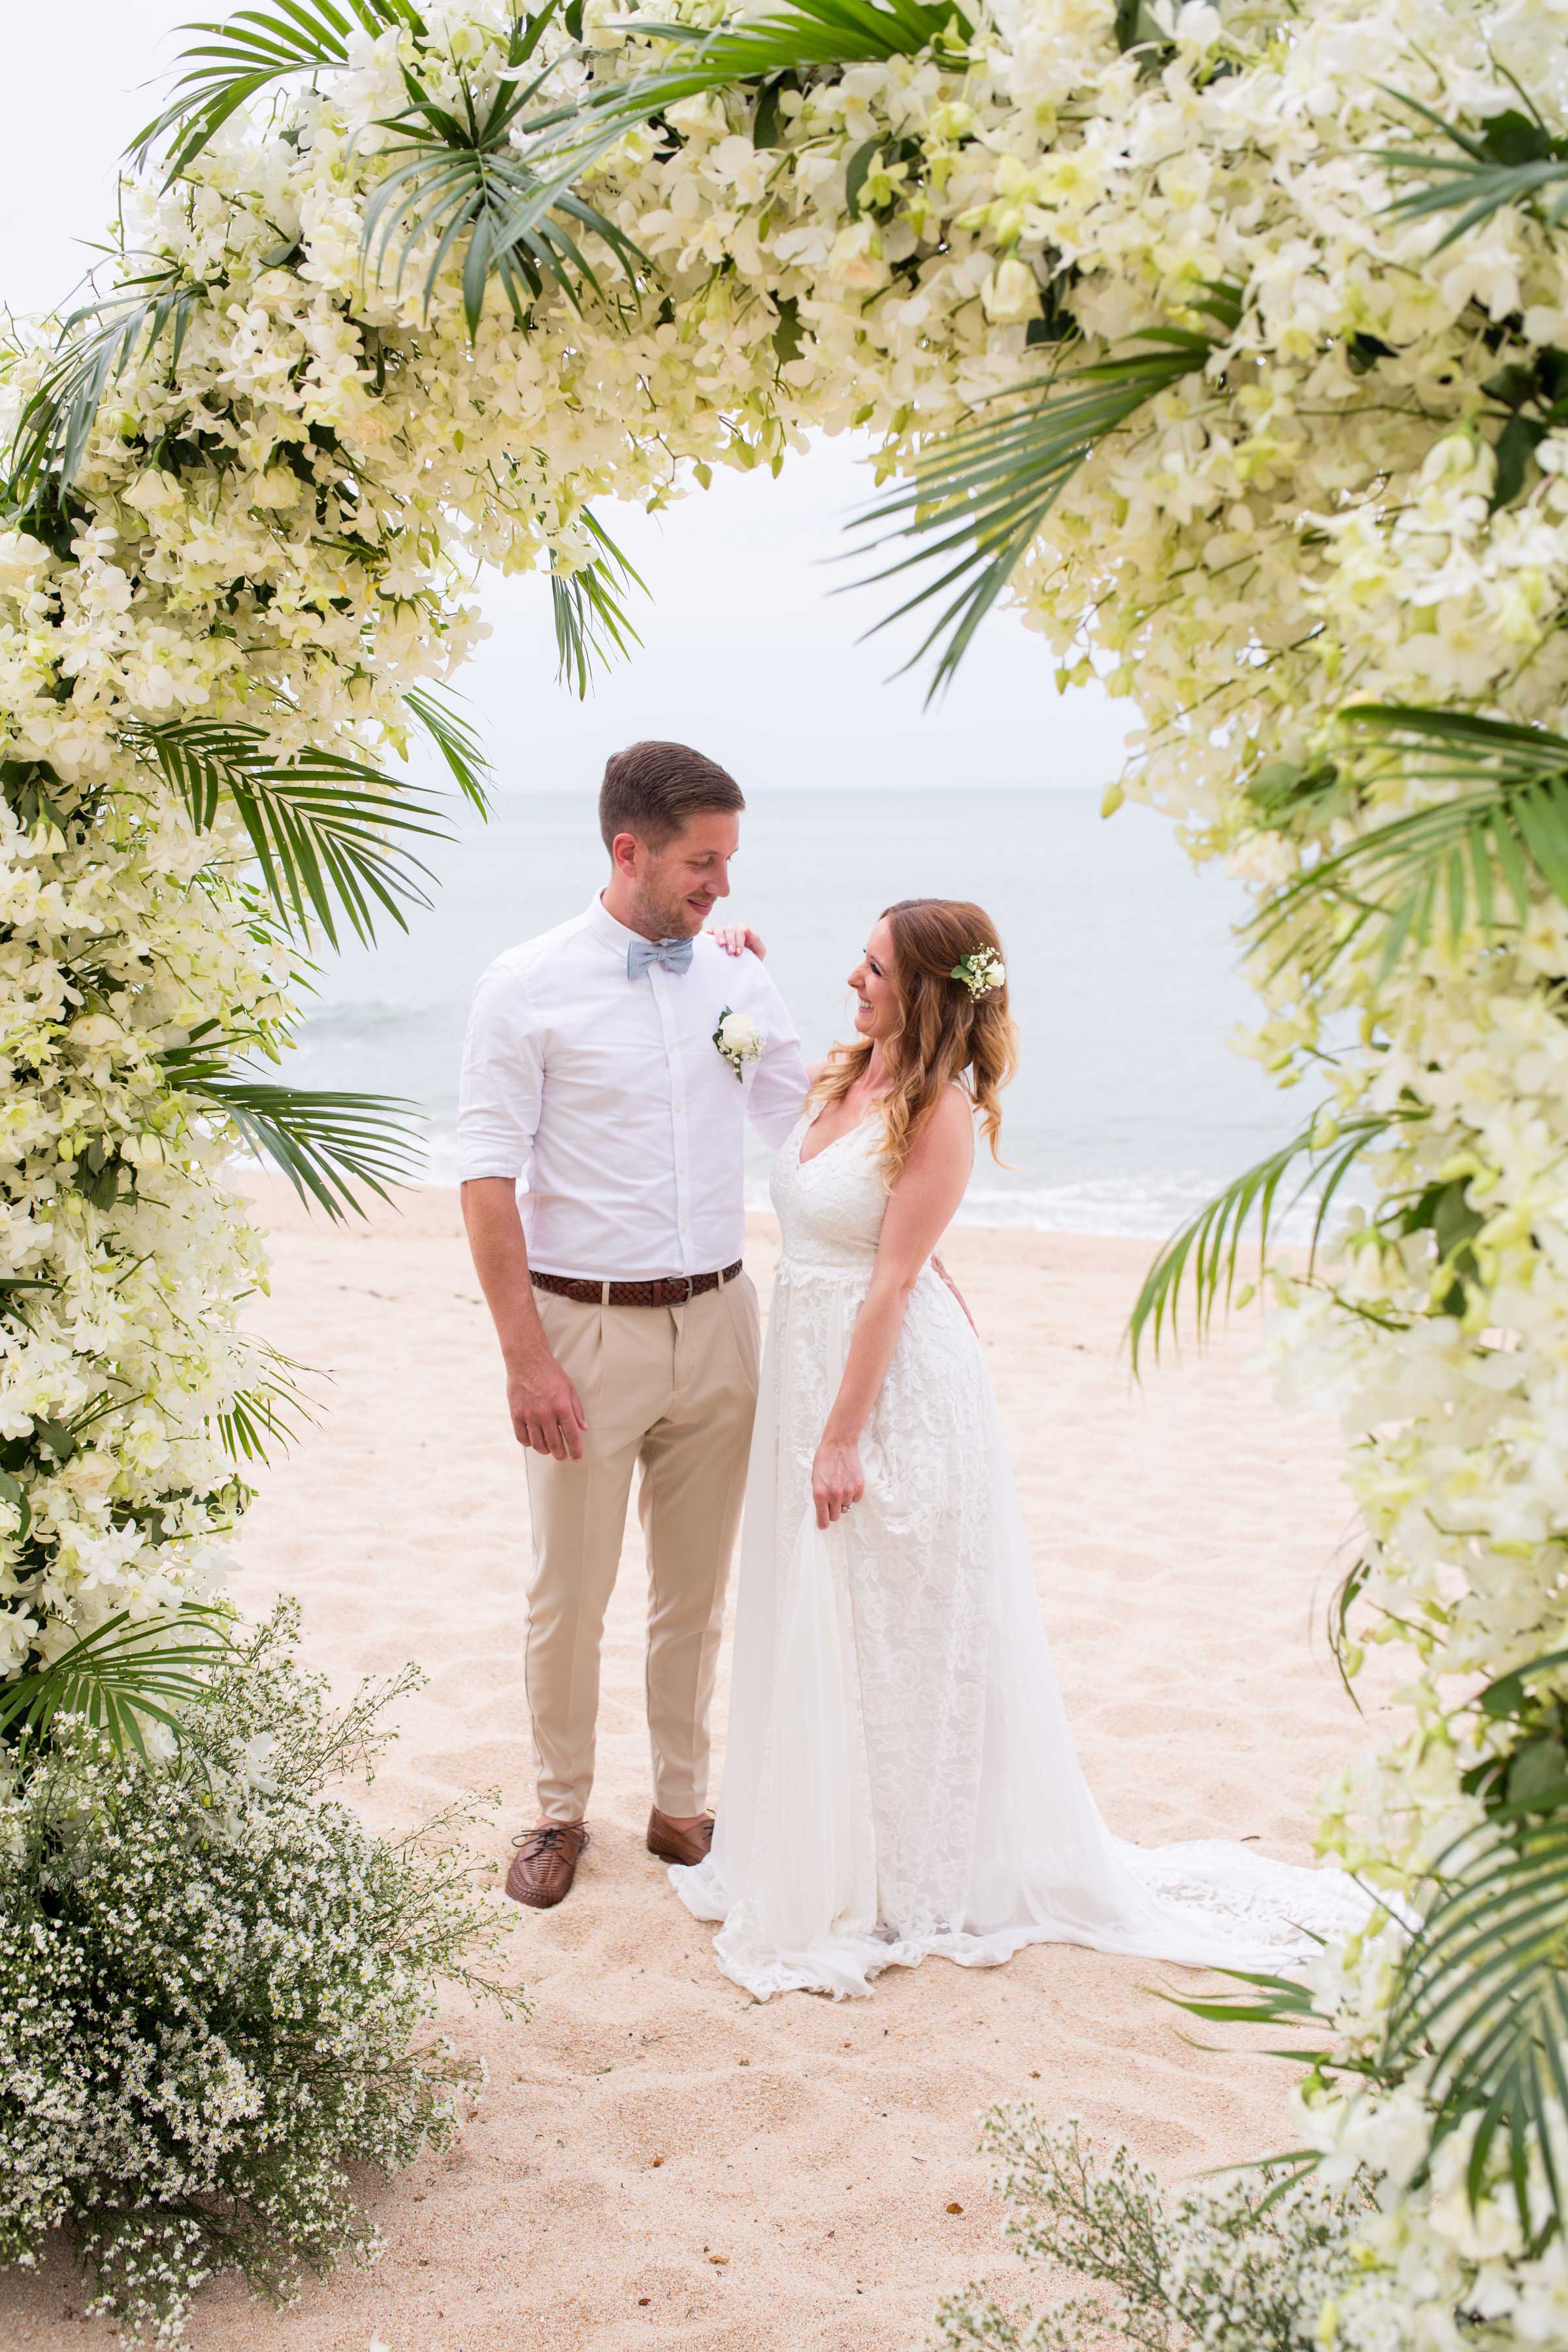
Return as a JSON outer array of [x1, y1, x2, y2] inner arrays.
[[287, 785, 1308, 1241]]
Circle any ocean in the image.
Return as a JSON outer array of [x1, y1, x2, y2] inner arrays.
[[287, 786, 1303, 1241]]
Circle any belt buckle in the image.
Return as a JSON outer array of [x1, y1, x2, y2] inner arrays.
[[678, 1274, 694, 1304]]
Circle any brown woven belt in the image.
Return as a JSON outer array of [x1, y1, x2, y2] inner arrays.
[[531, 1260, 743, 1309]]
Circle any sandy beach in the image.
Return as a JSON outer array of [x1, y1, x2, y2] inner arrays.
[[4, 1181, 1382, 2352]]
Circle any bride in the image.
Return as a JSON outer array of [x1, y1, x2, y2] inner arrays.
[[670, 896, 1367, 2001]]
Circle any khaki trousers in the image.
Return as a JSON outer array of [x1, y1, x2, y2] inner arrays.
[[523, 1274, 762, 1825]]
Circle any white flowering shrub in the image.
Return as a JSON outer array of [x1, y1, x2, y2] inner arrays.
[[0, 1604, 514, 2343], [931, 2110, 1371, 2352], [3, 0, 1568, 2338]]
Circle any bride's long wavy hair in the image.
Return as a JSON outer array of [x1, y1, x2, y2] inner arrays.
[[809, 898, 1019, 1188]]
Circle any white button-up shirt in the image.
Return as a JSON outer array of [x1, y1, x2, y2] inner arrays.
[[457, 894, 811, 1280]]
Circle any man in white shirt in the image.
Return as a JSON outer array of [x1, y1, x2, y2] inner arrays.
[[458, 742, 809, 1908]]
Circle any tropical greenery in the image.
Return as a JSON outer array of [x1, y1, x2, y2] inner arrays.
[[3, 0, 1568, 2342]]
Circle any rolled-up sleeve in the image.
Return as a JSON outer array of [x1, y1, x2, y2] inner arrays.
[[457, 960, 543, 1183], [745, 962, 811, 1149]]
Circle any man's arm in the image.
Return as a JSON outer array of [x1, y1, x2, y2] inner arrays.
[[743, 960, 811, 1145], [461, 1180, 587, 1461]]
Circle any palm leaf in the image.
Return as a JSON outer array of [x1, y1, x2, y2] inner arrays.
[[215, 1337, 316, 1462], [551, 512, 647, 694], [129, 0, 421, 180], [845, 326, 1220, 698], [404, 683, 491, 813], [1127, 1109, 1406, 1371], [1249, 705, 1568, 983], [1384, 1814, 1568, 2238], [3, 265, 207, 514], [1375, 90, 1568, 252], [0, 1603, 233, 1759], [163, 1051, 424, 1218], [125, 717, 451, 947]]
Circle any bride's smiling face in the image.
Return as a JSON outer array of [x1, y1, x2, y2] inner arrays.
[[849, 919, 900, 1043]]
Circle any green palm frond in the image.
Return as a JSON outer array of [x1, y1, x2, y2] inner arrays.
[[0, 1603, 233, 1759], [215, 1338, 317, 1462], [551, 512, 647, 694], [162, 1047, 423, 1218], [846, 321, 1224, 698], [1375, 90, 1568, 252], [3, 264, 206, 515], [129, 0, 421, 180], [362, 27, 645, 336], [1385, 1814, 1568, 2239], [1249, 705, 1568, 983], [1127, 1109, 1406, 1372], [404, 683, 491, 813], [125, 718, 450, 948]]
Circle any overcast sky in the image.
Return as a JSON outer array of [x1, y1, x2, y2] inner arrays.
[[3, 1, 1130, 796]]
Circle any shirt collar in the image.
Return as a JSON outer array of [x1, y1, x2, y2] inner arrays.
[[585, 891, 642, 962]]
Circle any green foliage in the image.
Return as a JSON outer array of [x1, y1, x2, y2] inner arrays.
[[1385, 1814, 1568, 2244], [0, 1603, 232, 1760], [362, 9, 645, 335], [1249, 705, 1568, 982], [1, 263, 206, 518], [930, 2108, 1367, 2352], [550, 511, 647, 694], [849, 316, 1229, 698], [404, 682, 491, 811], [1127, 1109, 1407, 1369], [0, 1603, 518, 2343], [126, 717, 452, 947], [129, 0, 425, 181], [161, 1035, 425, 1218], [1375, 90, 1568, 252]]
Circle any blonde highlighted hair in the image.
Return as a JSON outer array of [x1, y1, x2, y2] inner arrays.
[[810, 898, 1019, 1186]]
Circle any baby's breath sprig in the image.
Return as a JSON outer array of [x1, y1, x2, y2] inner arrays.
[[949, 947, 1006, 1001]]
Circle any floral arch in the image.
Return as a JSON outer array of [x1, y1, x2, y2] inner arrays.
[[4, 0, 1568, 2339]]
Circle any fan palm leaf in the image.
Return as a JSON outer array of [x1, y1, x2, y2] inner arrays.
[[3, 265, 207, 514], [1384, 1814, 1568, 2238], [0, 1603, 233, 1759], [126, 717, 453, 947], [845, 321, 1224, 698], [1127, 1108, 1407, 1371], [551, 512, 647, 694], [161, 1044, 423, 1218], [1249, 705, 1568, 983]]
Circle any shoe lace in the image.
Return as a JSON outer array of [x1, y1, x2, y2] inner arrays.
[[515, 1823, 586, 1855]]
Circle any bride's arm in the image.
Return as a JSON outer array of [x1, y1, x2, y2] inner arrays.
[[811, 1090, 975, 1529]]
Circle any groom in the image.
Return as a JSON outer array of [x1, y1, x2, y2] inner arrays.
[[457, 742, 809, 1908]]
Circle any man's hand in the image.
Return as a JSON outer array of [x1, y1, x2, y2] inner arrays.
[[506, 1351, 588, 1460], [710, 923, 767, 959]]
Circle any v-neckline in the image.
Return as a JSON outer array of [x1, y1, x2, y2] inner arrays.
[[797, 1105, 879, 1169]]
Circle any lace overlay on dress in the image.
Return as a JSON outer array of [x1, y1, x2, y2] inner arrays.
[[670, 1111, 1367, 1999]]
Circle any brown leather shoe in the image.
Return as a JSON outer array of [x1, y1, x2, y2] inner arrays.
[[506, 1821, 589, 1909], [647, 1806, 714, 1867]]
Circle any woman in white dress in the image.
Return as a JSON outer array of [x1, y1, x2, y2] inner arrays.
[[671, 898, 1366, 2001]]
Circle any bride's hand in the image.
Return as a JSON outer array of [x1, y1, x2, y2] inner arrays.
[[811, 1432, 865, 1529], [711, 923, 766, 958]]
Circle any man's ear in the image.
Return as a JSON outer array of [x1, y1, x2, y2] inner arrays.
[[610, 828, 642, 879]]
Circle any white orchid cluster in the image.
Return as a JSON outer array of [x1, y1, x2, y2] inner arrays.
[[3, 0, 1568, 2336]]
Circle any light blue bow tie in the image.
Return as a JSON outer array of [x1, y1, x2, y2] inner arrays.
[[627, 935, 694, 981]]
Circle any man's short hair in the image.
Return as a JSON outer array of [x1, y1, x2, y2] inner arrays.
[[598, 740, 744, 853]]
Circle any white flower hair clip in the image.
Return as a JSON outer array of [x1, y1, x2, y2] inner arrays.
[[950, 947, 1005, 1000]]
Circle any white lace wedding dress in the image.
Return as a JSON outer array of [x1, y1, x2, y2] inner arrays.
[[668, 1108, 1368, 2001]]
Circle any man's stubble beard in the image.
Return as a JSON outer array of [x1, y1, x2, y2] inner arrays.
[[629, 869, 702, 941]]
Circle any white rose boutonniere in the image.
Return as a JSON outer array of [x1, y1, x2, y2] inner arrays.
[[713, 1007, 764, 1079]]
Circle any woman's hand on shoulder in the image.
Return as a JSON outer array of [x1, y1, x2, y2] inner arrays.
[[710, 923, 766, 958]]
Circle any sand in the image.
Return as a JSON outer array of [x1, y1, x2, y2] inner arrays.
[[3, 1181, 1384, 2352]]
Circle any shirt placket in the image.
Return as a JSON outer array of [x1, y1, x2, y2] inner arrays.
[[651, 968, 694, 1274]]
